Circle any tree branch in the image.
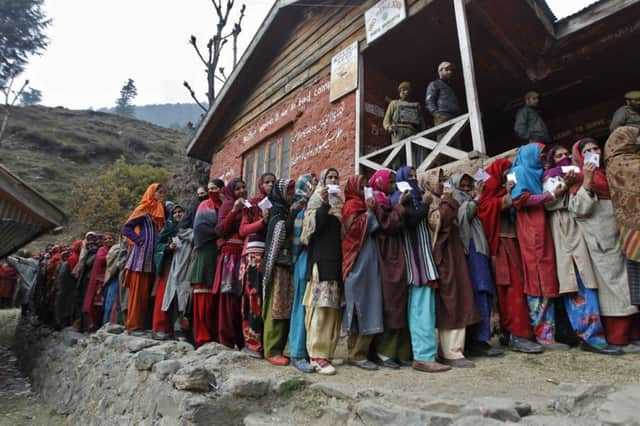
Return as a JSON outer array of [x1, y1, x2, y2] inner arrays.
[[183, 81, 208, 112], [189, 35, 209, 67]]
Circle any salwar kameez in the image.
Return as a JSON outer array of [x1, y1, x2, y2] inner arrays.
[[303, 263, 341, 359], [289, 250, 309, 359], [152, 269, 171, 334], [563, 264, 607, 348], [192, 285, 215, 348], [239, 245, 265, 353], [213, 241, 244, 349], [408, 285, 437, 362], [102, 278, 119, 325], [125, 271, 153, 332], [263, 266, 292, 357], [467, 240, 493, 343]]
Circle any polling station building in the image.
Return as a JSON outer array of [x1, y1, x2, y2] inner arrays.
[[187, 0, 640, 191]]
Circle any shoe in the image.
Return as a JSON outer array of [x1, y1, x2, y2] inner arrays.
[[412, 360, 451, 373], [265, 354, 290, 366], [609, 344, 640, 354], [441, 357, 475, 368], [630, 340, 640, 347], [241, 347, 263, 359], [348, 360, 379, 370], [541, 342, 570, 351], [499, 333, 510, 347], [579, 342, 623, 355], [398, 359, 413, 367], [466, 341, 505, 357], [152, 331, 170, 341], [373, 355, 400, 369], [311, 358, 336, 375], [509, 336, 544, 353], [291, 357, 314, 373]]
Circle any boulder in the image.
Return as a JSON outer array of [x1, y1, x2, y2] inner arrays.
[[134, 349, 166, 371], [595, 384, 640, 425], [153, 360, 182, 379], [172, 367, 216, 392], [224, 373, 271, 398], [458, 397, 530, 422], [354, 400, 455, 426]]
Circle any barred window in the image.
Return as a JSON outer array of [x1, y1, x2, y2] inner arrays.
[[242, 133, 291, 196]]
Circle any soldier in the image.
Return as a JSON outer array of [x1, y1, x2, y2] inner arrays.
[[383, 81, 426, 145], [610, 91, 640, 132], [514, 91, 551, 145], [426, 62, 463, 127]]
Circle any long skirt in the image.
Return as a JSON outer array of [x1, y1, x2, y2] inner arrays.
[[408, 285, 437, 362], [124, 270, 153, 332], [289, 251, 308, 359], [602, 314, 640, 346], [263, 266, 292, 357], [213, 243, 244, 349], [152, 271, 172, 334], [192, 285, 215, 348], [240, 249, 264, 354], [467, 240, 494, 343], [563, 263, 607, 348]]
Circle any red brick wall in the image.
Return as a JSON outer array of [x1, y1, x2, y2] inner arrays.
[[209, 76, 357, 190]]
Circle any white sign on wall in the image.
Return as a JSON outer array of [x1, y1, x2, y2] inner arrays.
[[329, 41, 359, 102], [364, 0, 407, 44]]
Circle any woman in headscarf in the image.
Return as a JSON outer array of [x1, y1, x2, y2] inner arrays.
[[74, 232, 100, 329], [54, 239, 82, 329], [302, 168, 343, 375], [391, 166, 449, 373], [151, 205, 185, 340], [421, 170, 480, 368], [509, 143, 567, 349], [239, 172, 275, 358], [369, 169, 411, 369], [596, 128, 640, 349], [213, 178, 248, 349], [161, 204, 195, 341], [122, 183, 166, 334], [543, 144, 620, 354], [82, 232, 115, 332], [286, 174, 316, 373], [477, 158, 542, 353], [342, 174, 384, 371], [102, 241, 128, 326], [189, 179, 224, 347], [451, 173, 504, 358], [262, 178, 304, 366]]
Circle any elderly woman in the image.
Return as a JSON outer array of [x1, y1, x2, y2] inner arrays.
[[302, 169, 343, 375], [122, 183, 166, 334], [601, 128, 640, 348], [543, 144, 621, 355], [421, 170, 479, 368]]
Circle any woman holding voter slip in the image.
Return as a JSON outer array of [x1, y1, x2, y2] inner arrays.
[[391, 166, 449, 373], [301, 168, 343, 375]]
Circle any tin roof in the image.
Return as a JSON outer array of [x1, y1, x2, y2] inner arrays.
[[0, 163, 66, 258]]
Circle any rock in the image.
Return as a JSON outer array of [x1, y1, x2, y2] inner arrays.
[[458, 397, 527, 422], [224, 373, 271, 397], [104, 323, 125, 334], [310, 382, 358, 400], [354, 400, 455, 425], [550, 383, 613, 413], [125, 336, 160, 353], [452, 415, 507, 426], [595, 384, 640, 425], [134, 350, 166, 371], [243, 413, 294, 426], [272, 376, 305, 395], [172, 367, 215, 392], [521, 415, 602, 425], [153, 360, 182, 379], [62, 329, 86, 347], [195, 342, 232, 357]]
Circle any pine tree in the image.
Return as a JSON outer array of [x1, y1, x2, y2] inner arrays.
[[115, 78, 137, 117]]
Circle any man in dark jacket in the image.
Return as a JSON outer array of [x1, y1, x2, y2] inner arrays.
[[425, 62, 463, 126], [610, 90, 640, 132], [514, 91, 551, 145]]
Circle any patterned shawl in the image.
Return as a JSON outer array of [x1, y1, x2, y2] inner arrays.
[[301, 168, 342, 245], [451, 173, 490, 256], [570, 138, 610, 200], [341, 175, 369, 281], [604, 126, 640, 230], [419, 170, 443, 248]]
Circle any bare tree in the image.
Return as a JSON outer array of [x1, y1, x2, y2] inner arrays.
[[184, 0, 246, 112], [0, 78, 30, 143]]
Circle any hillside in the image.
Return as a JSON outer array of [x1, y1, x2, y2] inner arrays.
[[99, 103, 206, 129], [0, 105, 190, 211]]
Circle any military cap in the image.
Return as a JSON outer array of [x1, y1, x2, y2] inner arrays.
[[624, 91, 640, 100]]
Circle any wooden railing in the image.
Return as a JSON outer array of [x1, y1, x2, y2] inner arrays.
[[358, 113, 471, 173]]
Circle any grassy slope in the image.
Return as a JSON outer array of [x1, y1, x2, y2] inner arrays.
[[0, 106, 188, 211]]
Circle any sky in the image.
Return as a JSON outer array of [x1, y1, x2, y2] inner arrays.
[[20, 0, 596, 110]]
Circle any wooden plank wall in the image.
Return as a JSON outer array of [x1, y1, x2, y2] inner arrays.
[[218, 0, 434, 144]]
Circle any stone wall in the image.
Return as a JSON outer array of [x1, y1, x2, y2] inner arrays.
[[15, 316, 640, 426]]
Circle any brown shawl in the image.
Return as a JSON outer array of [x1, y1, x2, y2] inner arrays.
[[604, 126, 640, 230]]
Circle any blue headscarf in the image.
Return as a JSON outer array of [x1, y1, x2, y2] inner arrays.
[[509, 143, 545, 200], [390, 166, 422, 207]]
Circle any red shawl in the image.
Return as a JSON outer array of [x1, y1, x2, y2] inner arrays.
[[341, 175, 369, 281], [478, 158, 512, 256], [216, 178, 243, 243], [367, 169, 392, 208], [569, 139, 610, 200], [67, 240, 83, 272], [245, 173, 274, 223], [82, 245, 109, 312]]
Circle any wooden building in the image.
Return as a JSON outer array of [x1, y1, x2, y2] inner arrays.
[[187, 0, 640, 192], [0, 164, 65, 258]]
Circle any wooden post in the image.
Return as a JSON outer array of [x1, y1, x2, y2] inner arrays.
[[453, 0, 486, 154], [355, 51, 364, 174]]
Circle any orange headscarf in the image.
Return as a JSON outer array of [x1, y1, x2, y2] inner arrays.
[[127, 183, 166, 230]]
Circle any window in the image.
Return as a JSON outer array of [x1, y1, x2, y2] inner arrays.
[[242, 132, 291, 196]]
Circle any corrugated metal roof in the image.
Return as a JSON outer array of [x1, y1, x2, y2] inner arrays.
[[0, 163, 66, 258]]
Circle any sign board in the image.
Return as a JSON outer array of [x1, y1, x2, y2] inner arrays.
[[329, 41, 359, 102], [364, 0, 407, 44]]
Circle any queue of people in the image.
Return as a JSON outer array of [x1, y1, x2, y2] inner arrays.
[[6, 126, 640, 376]]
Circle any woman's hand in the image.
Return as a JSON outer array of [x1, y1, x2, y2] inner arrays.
[[563, 170, 577, 186], [505, 181, 515, 193], [474, 181, 485, 199], [399, 190, 411, 205], [583, 162, 596, 190], [366, 197, 376, 211], [320, 188, 329, 203], [233, 198, 245, 213], [261, 208, 270, 223], [422, 192, 433, 206], [291, 200, 305, 212]]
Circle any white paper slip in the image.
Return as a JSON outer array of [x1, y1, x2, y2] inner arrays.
[[364, 186, 374, 200], [443, 182, 453, 191], [171, 237, 182, 248], [396, 181, 412, 192], [243, 199, 252, 208], [543, 176, 563, 194], [584, 152, 600, 166], [507, 172, 517, 184], [258, 197, 272, 210], [561, 165, 580, 174], [473, 168, 491, 182], [327, 184, 341, 194]]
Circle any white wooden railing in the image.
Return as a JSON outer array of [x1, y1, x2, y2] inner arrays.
[[358, 113, 471, 173]]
